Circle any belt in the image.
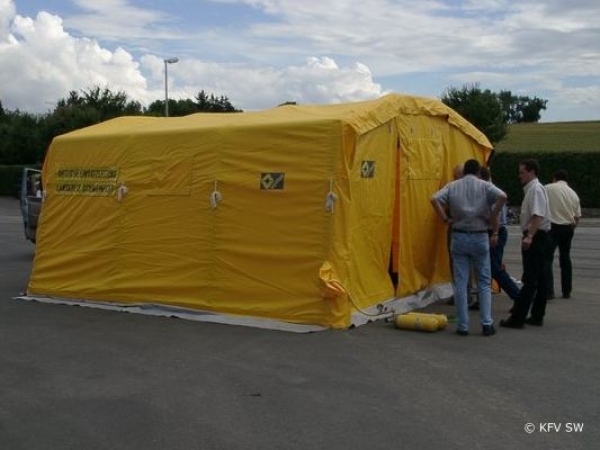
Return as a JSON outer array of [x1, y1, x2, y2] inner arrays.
[[522, 229, 549, 236], [452, 229, 488, 234]]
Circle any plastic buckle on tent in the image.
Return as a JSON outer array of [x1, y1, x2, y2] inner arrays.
[[210, 181, 222, 209], [325, 180, 337, 213], [116, 184, 128, 202]]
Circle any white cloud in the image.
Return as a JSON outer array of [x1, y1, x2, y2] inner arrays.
[[143, 55, 384, 110], [0, 0, 16, 39], [0, 3, 383, 113], [0, 8, 148, 112], [65, 0, 179, 40]]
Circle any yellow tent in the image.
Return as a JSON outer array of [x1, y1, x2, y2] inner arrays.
[[26, 93, 492, 331]]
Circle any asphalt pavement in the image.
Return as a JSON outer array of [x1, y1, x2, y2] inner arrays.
[[1, 196, 599, 450]]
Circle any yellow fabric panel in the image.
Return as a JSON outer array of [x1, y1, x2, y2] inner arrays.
[[30, 118, 346, 327], [31, 134, 126, 298], [54, 94, 491, 151], [28, 195, 120, 298], [341, 122, 397, 310], [31, 130, 220, 307], [318, 261, 350, 328], [113, 132, 217, 310], [207, 121, 338, 326], [324, 125, 356, 327], [394, 115, 492, 297], [394, 115, 444, 295]]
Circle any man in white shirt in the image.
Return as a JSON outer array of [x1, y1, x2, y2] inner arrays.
[[546, 170, 581, 299], [500, 159, 551, 328]]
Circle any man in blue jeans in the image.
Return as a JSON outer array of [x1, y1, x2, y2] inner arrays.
[[431, 159, 507, 336], [480, 167, 521, 302]]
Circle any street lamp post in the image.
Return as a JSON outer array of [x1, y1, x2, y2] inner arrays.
[[164, 57, 179, 117]]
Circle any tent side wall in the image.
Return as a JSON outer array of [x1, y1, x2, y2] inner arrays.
[[329, 94, 492, 311], [329, 108, 491, 319], [29, 119, 349, 328]]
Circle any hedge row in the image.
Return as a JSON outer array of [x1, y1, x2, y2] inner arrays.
[[489, 152, 600, 208], [0, 165, 30, 197]]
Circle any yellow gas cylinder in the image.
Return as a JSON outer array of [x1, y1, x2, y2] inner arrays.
[[407, 312, 448, 330], [394, 313, 439, 332]]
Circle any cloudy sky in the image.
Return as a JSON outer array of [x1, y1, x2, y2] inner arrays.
[[1, 0, 599, 122]]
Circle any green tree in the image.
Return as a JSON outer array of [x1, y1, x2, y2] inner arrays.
[[498, 90, 517, 123], [39, 86, 144, 159], [499, 90, 548, 124], [53, 86, 143, 121], [146, 90, 241, 117], [1, 87, 242, 164], [0, 109, 45, 165], [441, 83, 508, 144], [145, 98, 199, 117], [195, 91, 240, 112], [517, 96, 548, 123]]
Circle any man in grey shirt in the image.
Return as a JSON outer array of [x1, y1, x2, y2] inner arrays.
[[431, 159, 507, 336]]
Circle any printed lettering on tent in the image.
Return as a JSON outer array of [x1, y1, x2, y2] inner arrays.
[[54, 167, 118, 196]]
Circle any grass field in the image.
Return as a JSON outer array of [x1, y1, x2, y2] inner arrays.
[[494, 121, 600, 153]]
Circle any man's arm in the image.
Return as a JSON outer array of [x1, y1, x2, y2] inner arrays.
[[522, 214, 543, 250], [431, 197, 451, 224], [489, 194, 507, 247], [490, 194, 507, 232]]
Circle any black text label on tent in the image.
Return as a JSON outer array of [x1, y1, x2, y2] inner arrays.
[[54, 167, 118, 197]]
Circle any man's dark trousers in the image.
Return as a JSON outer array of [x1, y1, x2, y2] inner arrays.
[[490, 226, 520, 300], [547, 223, 575, 298], [514, 231, 551, 322]]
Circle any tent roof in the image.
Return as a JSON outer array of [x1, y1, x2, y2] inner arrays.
[[55, 93, 492, 150]]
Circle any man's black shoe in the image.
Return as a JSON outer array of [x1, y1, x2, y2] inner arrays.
[[482, 325, 496, 336], [456, 329, 469, 336], [499, 317, 524, 329], [562, 294, 571, 299], [547, 294, 555, 300], [525, 316, 544, 326]]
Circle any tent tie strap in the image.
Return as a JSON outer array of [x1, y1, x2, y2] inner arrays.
[[210, 180, 222, 209], [116, 183, 128, 202], [325, 180, 337, 213]]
